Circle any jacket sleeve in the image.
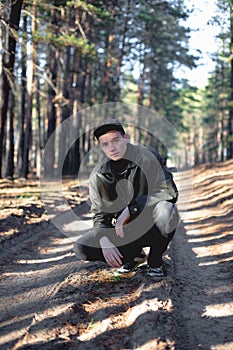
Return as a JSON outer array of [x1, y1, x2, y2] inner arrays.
[[89, 173, 114, 240], [89, 173, 107, 226], [128, 150, 178, 218]]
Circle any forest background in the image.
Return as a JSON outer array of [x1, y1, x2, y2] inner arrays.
[[0, 0, 232, 180]]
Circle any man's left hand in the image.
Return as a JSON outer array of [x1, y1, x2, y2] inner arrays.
[[115, 207, 130, 238]]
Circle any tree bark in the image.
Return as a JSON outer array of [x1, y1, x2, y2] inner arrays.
[[0, 0, 23, 178], [5, 90, 14, 178], [69, 47, 80, 176], [22, 0, 37, 178], [104, 5, 116, 106], [228, 0, 233, 159], [59, 47, 71, 176], [17, 13, 27, 177], [44, 7, 58, 178], [35, 68, 42, 178]]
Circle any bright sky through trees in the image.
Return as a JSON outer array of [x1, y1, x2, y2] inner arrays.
[[175, 0, 220, 87]]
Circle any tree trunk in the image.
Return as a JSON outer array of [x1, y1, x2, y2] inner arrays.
[[17, 13, 27, 177], [5, 90, 14, 178], [228, 65, 233, 158], [104, 5, 116, 106], [0, 3, 3, 174], [44, 7, 58, 178], [59, 48, 71, 176], [228, 1, 233, 159], [36, 71, 42, 178], [69, 47, 80, 176], [115, 0, 131, 101], [0, 0, 23, 178], [137, 48, 145, 143], [22, 0, 37, 178]]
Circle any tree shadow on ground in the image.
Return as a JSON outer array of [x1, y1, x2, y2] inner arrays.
[[171, 220, 233, 350]]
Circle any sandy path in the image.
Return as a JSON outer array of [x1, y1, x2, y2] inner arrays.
[[0, 162, 232, 349], [171, 167, 233, 350], [0, 220, 79, 349]]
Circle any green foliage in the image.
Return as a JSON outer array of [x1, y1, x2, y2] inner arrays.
[[33, 29, 96, 57], [66, 0, 110, 19], [53, 34, 95, 54], [4, 0, 232, 179]]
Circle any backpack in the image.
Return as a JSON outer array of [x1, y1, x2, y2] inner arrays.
[[148, 147, 179, 203]]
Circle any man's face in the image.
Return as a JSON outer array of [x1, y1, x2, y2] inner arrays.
[[99, 130, 129, 161]]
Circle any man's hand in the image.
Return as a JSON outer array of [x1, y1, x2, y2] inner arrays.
[[100, 236, 123, 267], [115, 207, 130, 238]]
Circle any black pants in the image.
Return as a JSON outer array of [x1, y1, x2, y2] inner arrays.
[[74, 201, 179, 268]]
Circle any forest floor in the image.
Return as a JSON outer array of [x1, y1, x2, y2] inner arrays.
[[0, 160, 233, 350]]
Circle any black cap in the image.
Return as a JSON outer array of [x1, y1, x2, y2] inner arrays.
[[94, 121, 125, 139]]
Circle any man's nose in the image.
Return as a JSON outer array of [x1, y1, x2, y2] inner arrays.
[[109, 141, 116, 151]]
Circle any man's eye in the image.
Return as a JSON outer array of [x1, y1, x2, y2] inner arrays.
[[101, 142, 108, 148]]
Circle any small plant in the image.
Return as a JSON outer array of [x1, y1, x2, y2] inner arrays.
[[112, 273, 122, 281], [88, 318, 96, 328]]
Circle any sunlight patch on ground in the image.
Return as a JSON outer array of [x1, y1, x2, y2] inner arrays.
[[63, 220, 92, 233], [17, 252, 73, 264], [134, 338, 175, 350], [188, 231, 231, 243], [12, 303, 76, 348], [192, 239, 233, 258], [187, 222, 233, 235], [0, 314, 34, 331], [202, 302, 233, 318], [33, 303, 74, 323], [194, 171, 233, 184], [78, 297, 166, 342], [82, 282, 145, 315], [199, 256, 233, 266], [205, 283, 233, 296], [3, 270, 54, 277], [182, 209, 215, 221], [0, 328, 26, 346], [211, 342, 233, 350], [38, 244, 73, 255]]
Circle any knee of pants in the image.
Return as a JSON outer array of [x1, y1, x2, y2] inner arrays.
[[152, 201, 179, 237]]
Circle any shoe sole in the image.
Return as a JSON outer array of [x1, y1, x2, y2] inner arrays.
[[114, 255, 147, 275], [148, 273, 164, 278]]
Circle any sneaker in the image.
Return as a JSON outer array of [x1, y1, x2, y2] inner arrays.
[[147, 266, 164, 277], [115, 251, 147, 274]]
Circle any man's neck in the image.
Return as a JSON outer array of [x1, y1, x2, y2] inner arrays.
[[110, 158, 129, 174]]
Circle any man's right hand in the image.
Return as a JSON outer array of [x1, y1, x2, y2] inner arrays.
[[99, 236, 123, 268]]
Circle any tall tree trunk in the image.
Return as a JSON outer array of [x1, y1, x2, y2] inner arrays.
[[228, 0, 233, 159], [84, 12, 93, 106], [17, 13, 27, 177], [22, 0, 37, 178], [0, 3, 3, 173], [104, 33, 114, 104], [68, 48, 80, 176], [60, 47, 71, 176], [115, 0, 131, 101], [217, 63, 225, 162], [104, 5, 116, 106], [0, 0, 23, 178], [45, 7, 58, 178], [5, 90, 14, 178], [137, 48, 145, 143], [36, 71, 42, 178]]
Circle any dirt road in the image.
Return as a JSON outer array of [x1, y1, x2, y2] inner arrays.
[[171, 163, 233, 350], [0, 160, 233, 350]]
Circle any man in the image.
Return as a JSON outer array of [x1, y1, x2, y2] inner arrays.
[[74, 121, 179, 277]]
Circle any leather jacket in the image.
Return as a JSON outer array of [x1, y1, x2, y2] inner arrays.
[[89, 143, 178, 239]]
